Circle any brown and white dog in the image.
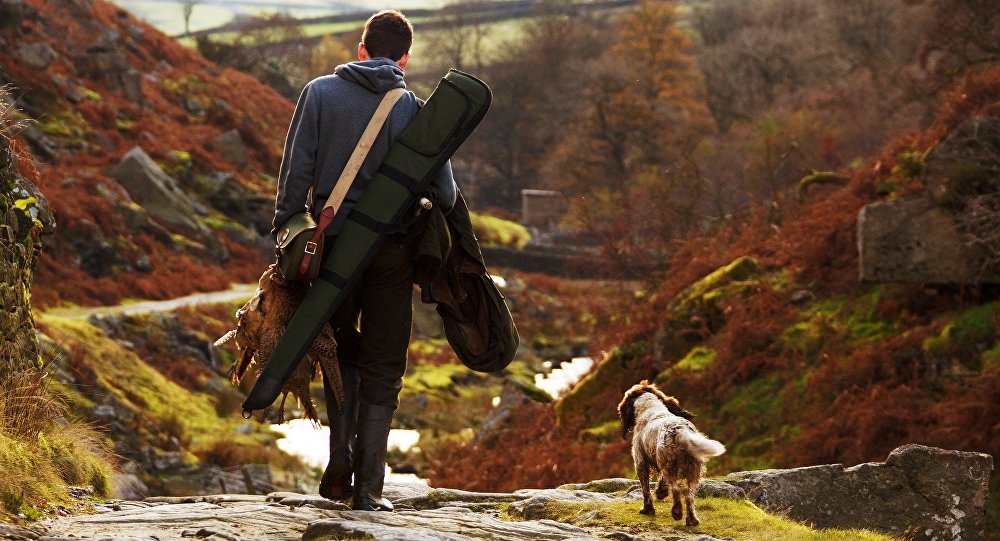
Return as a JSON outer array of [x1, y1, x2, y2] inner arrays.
[[617, 380, 725, 525]]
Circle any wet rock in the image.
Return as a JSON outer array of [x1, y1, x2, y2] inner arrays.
[[724, 444, 993, 541], [212, 129, 249, 169]]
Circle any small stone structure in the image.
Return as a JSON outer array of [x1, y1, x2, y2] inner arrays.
[[521, 189, 567, 230]]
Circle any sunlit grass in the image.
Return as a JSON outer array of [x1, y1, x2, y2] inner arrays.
[[507, 498, 900, 541]]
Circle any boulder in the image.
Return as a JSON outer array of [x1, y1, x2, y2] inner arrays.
[[858, 197, 1000, 283], [212, 129, 249, 169], [473, 379, 535, 444], [15, 42, 58, 69], [109, 147, 211, 239], [78, 33, 144, 105], [724, 444, 993, 541], [201, 172, 272, 235], [114, 201, 173, 245], [65, 219, 135, 278], [859, 117, 1000, 284]]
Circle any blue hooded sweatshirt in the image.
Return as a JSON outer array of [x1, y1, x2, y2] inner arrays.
[[271, 58, 457, 238]]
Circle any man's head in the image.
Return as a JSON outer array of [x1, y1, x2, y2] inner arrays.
[[359, 10, 413, 67]]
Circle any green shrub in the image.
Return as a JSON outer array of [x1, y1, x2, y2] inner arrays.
[[922, 303, 999, 364], [470, 212, 532, 249]]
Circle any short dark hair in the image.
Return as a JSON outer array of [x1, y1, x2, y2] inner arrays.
[[362, 10, 413, 61]]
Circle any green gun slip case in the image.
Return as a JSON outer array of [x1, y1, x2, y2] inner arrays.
[[243, 69, 493, 412]]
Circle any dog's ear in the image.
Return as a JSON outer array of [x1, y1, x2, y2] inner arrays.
[[617, 386, 641, 439], [662, 396, 696, 421]]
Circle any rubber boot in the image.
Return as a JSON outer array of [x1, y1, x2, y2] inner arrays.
[[351, 403, 395, 511], [319, 367, 359, 499]]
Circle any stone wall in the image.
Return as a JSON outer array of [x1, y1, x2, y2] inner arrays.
[[0, 119, 54, 373]]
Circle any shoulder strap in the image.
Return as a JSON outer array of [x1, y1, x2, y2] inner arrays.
[[321, 87, 407, 215], [298, 87, 406, 279]]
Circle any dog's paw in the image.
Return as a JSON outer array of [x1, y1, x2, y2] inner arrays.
[[655, 485, 669, 500], [639, 504, 656, 516], [685, 516, 700, 527], [671, 502, 683, 521]]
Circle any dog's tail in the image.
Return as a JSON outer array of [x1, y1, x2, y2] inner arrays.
[[682, 430, 726, 458]]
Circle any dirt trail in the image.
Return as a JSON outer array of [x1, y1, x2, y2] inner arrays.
[[42, 283, 258, 321]]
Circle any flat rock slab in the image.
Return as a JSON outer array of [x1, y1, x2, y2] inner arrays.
[[396, 488, 524, 510], [45, 502, 331, 541], [725, 444, 993, 541], [302, 507, 603, 541]]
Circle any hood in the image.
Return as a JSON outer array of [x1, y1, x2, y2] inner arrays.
[[334, 58, 406, 93]]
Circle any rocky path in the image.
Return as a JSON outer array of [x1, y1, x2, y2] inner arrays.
[[4, 445, 991, 541], [16, 481, 677, 541], [42, 283, 257, 321]]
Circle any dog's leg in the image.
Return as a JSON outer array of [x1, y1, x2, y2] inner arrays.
[[684, 482, 699, 526], [655, 474, 669, 501], [636, 455, 655, 515], [671, 481, 684, 521]]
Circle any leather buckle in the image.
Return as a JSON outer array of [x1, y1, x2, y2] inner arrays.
[[304, 241, 318, 255]]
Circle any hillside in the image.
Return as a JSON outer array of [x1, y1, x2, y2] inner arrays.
[[0, 0, 292, 308], [428, 63, 1000, 538]]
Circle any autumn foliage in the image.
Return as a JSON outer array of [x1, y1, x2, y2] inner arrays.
[[1, 0, 290, 309], [429, 61, 1000, 498]]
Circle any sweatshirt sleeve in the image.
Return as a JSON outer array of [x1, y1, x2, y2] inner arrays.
[[430, 159, 457, 213], [271, 83, 320, 238]]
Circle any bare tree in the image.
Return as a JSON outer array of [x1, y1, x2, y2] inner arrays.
[[180, 0, 201, 37], [424, 0, 491, 71]]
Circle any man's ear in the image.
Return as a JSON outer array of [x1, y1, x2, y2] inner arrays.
[[397, 52, 410, 69], [358, 42, 369, 61]]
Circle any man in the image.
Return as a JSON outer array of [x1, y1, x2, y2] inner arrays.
[[271, 10, 457, 511]]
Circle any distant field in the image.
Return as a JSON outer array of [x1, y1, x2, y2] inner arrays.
[[115, 0, 447, 36]]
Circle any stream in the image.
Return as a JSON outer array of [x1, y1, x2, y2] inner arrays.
[[271, 356, 596, 479]]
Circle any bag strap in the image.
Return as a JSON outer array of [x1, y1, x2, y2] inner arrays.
[[299, 87, 406, 278], [321, 87, 407, 216]]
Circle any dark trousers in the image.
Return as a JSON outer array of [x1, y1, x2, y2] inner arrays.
[[327, 240, 413, 409]]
